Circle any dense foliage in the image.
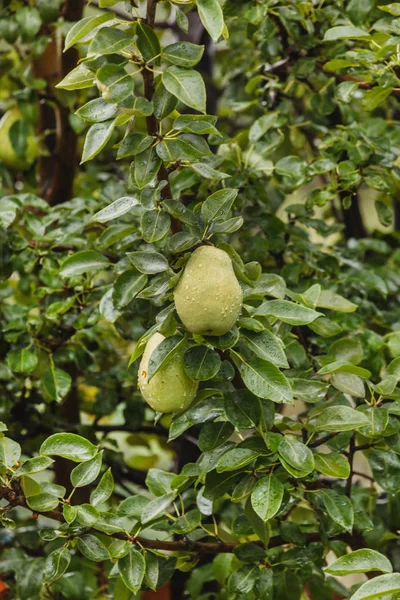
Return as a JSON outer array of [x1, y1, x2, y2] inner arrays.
[[1, 0, 400, 598]]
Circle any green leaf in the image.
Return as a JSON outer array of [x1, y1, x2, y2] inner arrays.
[[64, 13, 115, 51], [330, 337, 363, 365], [127, 251, 169, 274], [317, 290, 358, 312], [163, 42, 204, 67], [7, 348, 38, 374], [173, 114, 218, 135], [184, 346, 221, 381], [279, 436, 314, 475], [96, 63, 134, 103], [379, 3, 400, 16], [77, 504, 100, 526], [212, 216, 244, 234], [171, 509, 201, 534], [141, 209, 171, 243], [323, 25, 370, 40], [77, 534, 110, 562], [363, 87, 392, 111], [134, 146, 162, 189], [216, 447, 259, 472], [113, 270, 148, 308], [44, 546, 71, 584], [201, 188, 238, 223], [0, 436, 21, 468], [309, 317, 342, 337], [26, 492, 60, 512], [118, 495, 150, 518], [238, 356, 293, 403], [117, 134, 153, 159], [314, 452, 350, 479], [225, 390, 261, 429], [162, 67, 206, 113], [15, 7, 41, 38], [141, 492, 176, 524], [60, 251, 110, 277], [156, 134, 211, 162], [249, 112, 279, 143], [71, 451, 102, 488], [198, 422, 234, 451], [318, 361, 371, 379], [153, 82, 178, 119], [228, 564, 258, 594], [291, 379, 329, 403], [254, 300, 322, 325], [88, 27, 132, 55], [326, 549, 392, 576], [233, 542, 266, 563], [64, 504, 77, 524], [196, 0, 225, 42], [14, 456, 54, 477], [331, 373, 365, 398], [99, 288, 121, 323], [148, 335, 186, 380], [136, 21, 160, 62], [368, 449, 400, 493], [169, 232, 198, 253], [56, 64, 95, 90], [40, 433, 98, 462], [241, 330, 288, 368], [81, 119, 116, 163], [190, 162, 230, 179], [321, 490, 353, 532], [312, 406, 369, 432], [349, 574, 400, 600], [251, 475, 284, 521], [90, 468, 114, 507], [91, 196, 139, 222], [41, 367, 72, 403], [176, 8, 189, 33], [118, 548, 146, 593]]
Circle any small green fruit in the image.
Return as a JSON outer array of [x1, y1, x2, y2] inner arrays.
[[0, 108, 38, 170], [174, 246, 243, 336], [138, 333, 198, 413]]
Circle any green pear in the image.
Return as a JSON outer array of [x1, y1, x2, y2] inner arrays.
[[174, 246, 243, 336], [0, 108, 38, 170], [138, 332, 198, 413]]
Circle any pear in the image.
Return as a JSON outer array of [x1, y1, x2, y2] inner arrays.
[[138, 332, 198, 413], [174, 246, 243, 336], [0, 108, 38, 170]]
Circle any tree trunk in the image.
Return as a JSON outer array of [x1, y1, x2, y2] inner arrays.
[[33, 0, 84, 205]]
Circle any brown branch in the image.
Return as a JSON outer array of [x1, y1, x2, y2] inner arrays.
[[2, 483, 362, 555], [353, 470, 374, 483], [28, 241, 118, 263], [317, 62, 400, 97], [140, 0, 181, 234], [346, 434, 355, 497], [309, 432, 338, 448]]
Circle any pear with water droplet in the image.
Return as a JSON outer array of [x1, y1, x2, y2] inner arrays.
[[138, 333, 198, 413], [174, 246, 243, 336]]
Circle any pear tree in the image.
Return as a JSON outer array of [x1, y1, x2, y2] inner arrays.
[[0, 1, 400, 599]]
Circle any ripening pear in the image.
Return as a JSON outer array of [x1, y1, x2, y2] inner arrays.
[[174, 246, 243, 336], [138, 333, 198, 413], [0, 108, 38, 170]]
